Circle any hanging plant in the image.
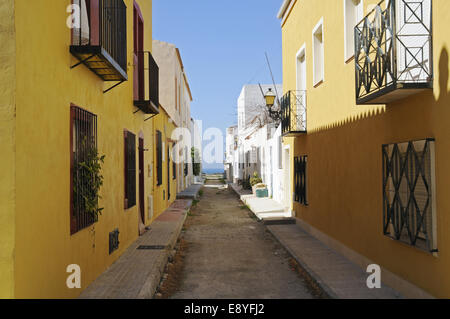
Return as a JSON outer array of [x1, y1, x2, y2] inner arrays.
[[73, 138, 105, 220]]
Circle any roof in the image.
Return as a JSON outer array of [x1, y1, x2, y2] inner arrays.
[[277, 0, 292, 19]]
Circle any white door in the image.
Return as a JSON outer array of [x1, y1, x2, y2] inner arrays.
[[284, 148, 291, 211]]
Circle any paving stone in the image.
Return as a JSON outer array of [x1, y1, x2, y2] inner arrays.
[[79, 199, 191, 299], [267, 223, 403, 299]]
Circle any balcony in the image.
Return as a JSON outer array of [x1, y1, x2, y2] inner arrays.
[[70, 0, 127, 82], [281, 90, 307, 137], [355, 0, 432, 105], [133, 51, 159, 114]]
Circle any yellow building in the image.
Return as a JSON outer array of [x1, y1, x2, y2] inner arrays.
[[279, 0, 450, 297], [0, 0, 182, 298]]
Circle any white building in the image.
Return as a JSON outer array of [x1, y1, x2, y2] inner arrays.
[[229, 84, 291, 212], [225, 125, 238, 182], [152, 40, 194, 192]]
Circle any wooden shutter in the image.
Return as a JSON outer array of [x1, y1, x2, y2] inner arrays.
[[124, 131, 136, 209]]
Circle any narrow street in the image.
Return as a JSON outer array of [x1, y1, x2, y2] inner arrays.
[[158, 178, 321, 299]]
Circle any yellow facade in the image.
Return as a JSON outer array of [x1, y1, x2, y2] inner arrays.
[[0, 0, 16, 299], [0, 0, 182, 298], [281, 0, 450, 297], [152, 107, 178, 218]]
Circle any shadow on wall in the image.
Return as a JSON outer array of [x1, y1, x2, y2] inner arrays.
[[438, 47, 449, 103], [309, 46, 450, 135]]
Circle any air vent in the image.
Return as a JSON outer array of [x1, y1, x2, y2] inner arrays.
[[109, 229, 120, 254], [137, 245, 166, 250]]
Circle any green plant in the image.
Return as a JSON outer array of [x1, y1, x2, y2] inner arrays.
[[198, 189, 204, 197], [241, 176, 252, 190], [250, 172, 263, 187], [73, 141, 105, 220]]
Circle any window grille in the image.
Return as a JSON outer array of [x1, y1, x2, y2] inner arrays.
[[70, 105, 98, 234], [382, 138, 437, 253], [294, 155, 308, 206]]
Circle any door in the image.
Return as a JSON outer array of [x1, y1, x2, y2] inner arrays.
[[284, 148, 291, 212], [167, 145, 171, 200], [138, 138, 145, 234]]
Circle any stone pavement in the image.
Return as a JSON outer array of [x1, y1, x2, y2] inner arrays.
[[266, 222, 403, 299], [169, 180, 317, 299], [79, 199, 192, 299], [176, 184, 203, 200]]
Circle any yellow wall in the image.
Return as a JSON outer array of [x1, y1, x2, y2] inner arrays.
[[0, 0, 16, 299], [9, 0, 159, 298], [282, 0, 450, 297], [152, 108, 178, 219]]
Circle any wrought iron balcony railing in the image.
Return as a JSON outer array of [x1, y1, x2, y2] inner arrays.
[[281, 90, 307, 136], [355, 0, 432, 104], [70, 0, 128, 82], [133, 51, 159, 114]]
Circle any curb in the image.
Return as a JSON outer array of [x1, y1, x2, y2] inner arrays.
[[265, 225, 339, 299], [144, 201, 191, 299]]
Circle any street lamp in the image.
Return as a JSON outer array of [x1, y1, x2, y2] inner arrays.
[[264, 88, 276, 107]]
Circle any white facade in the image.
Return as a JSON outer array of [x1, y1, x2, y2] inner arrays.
[[225, 125, 238, 181], [152, 40, 194, 192], [229, 84, 288, 210]]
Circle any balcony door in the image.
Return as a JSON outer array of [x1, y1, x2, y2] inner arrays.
[[133, 2, 144, 101], [296, 47, 307, 130], [138, 137, 146, 235]]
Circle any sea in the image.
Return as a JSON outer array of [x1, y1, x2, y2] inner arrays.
[[202, 168, 225, 175]]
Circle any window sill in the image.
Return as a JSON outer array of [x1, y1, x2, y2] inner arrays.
[[345, 54, 355, 64], [313, 79, 324, 88]]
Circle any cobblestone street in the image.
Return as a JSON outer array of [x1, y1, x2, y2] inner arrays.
[[158, 179, 321, 299]]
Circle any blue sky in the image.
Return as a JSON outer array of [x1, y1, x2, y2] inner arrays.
[[153, 0, 283, 169]]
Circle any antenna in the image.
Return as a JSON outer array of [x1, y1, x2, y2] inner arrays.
[[265, 52, 280, 106]]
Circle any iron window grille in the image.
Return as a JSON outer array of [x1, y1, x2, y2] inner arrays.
[[294, 156, 308, 206], [70, 0, 128, 82], [382, 138, 437, 253], [134, 51, 160, 114], [355, 0, 433, 105], [70, 105, 98, 235], [281, 90, 307, 137], [156, 130, 163, 186], [124, 131, 136, 209]]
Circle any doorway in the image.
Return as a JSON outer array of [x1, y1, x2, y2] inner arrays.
[[284, 147, 291, 213]]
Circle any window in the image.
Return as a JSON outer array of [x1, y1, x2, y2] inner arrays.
[[156, 130, 163, 186], [344, 0, 363, 61], [133, 1, 145, 102], [312, 19, 324, 86], [382, 139, 437, 253], [70, 105, 98, 234], [294, 155, 308, 206], [124, 130, 136, 209], [185, 163, 188, 177]]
